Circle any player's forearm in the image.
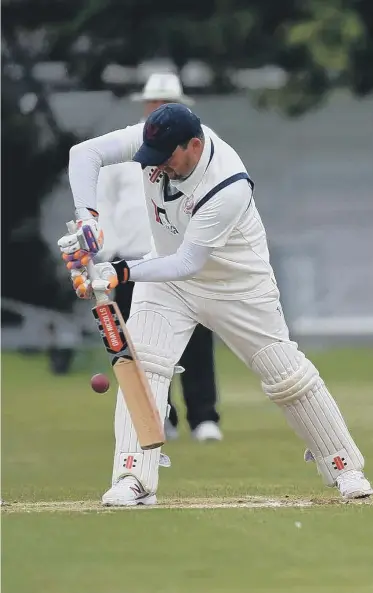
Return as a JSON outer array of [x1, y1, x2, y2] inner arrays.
[[69, 127, 142, 212], [123, 241, 212, 283]]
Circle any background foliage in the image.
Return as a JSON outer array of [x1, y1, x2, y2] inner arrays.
[[2, 0, 373, 305]]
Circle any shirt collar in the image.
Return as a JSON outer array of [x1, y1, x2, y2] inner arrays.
[[170, 135, 214, 197]]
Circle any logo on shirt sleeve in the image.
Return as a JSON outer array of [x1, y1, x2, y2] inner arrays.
[[151, 200, 179, 235], [148, 168, 164, 184]]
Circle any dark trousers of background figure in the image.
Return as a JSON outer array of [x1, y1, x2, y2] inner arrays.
[[115, 278, 220, 431], [47, 321, 75, 375]]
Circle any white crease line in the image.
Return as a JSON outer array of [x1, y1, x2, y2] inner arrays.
[[3, 496, 369, 513], [158, 501, 314, 509]]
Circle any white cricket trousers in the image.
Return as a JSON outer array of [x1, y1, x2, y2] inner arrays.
[[124, 280, 365, 488], [130, 281, 289, 368]]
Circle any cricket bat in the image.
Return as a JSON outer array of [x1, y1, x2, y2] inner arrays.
[[66, 221, 165, 450]]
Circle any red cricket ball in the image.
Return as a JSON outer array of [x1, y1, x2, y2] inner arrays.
[[90, 373, 110, 393]]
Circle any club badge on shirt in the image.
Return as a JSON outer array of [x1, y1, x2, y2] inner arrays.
[[183, 196, 195, 216]]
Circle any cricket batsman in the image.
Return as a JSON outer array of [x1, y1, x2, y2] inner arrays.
[[97, 72, 222, 445], [58, 103, 372, 506]]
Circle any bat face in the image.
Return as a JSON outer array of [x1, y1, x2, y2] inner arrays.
[[91, 299, 165, 449], [92, 301, 132, 363]]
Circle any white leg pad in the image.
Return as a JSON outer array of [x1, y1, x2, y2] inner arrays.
[[251, 342, 364, 485], [112, 311, 176, 493]]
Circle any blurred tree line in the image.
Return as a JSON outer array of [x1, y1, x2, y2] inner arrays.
[[2, 0, 373, 307]]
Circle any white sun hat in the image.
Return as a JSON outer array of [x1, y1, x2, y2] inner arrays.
[[130, 72, 195, 105]]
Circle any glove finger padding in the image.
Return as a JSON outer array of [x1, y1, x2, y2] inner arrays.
[[71, 268, 87, 289], [76, 280, 92, 299], [70, 268, 92, 299], [62, 249, 92, 269]]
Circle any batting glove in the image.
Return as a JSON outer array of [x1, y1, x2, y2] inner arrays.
[[58, 210, 104, 270], [71, 262, 120, 299]]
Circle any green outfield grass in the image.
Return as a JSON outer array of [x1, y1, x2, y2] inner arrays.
[[2, 347, 373, 593]]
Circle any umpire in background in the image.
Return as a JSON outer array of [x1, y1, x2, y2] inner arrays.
[[96, 72, 222, 442]]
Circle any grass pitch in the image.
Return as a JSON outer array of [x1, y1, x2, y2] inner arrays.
[[2, 346, 373, 592]]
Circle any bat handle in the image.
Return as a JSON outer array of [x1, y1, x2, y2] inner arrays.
[[66, 220, 109, 304], [66, 219, 78, 234]]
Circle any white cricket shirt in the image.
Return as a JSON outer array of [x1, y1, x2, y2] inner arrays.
[[69, 123, 277, 299]]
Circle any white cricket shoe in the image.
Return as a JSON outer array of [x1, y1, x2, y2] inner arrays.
[[159, 452, 171, 468], [164, 418, 179, 441], [304, 449, 372, 499], [102, 476, 157, 507], [336, 470, 373, 500], [192, 421, 223, 442]]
